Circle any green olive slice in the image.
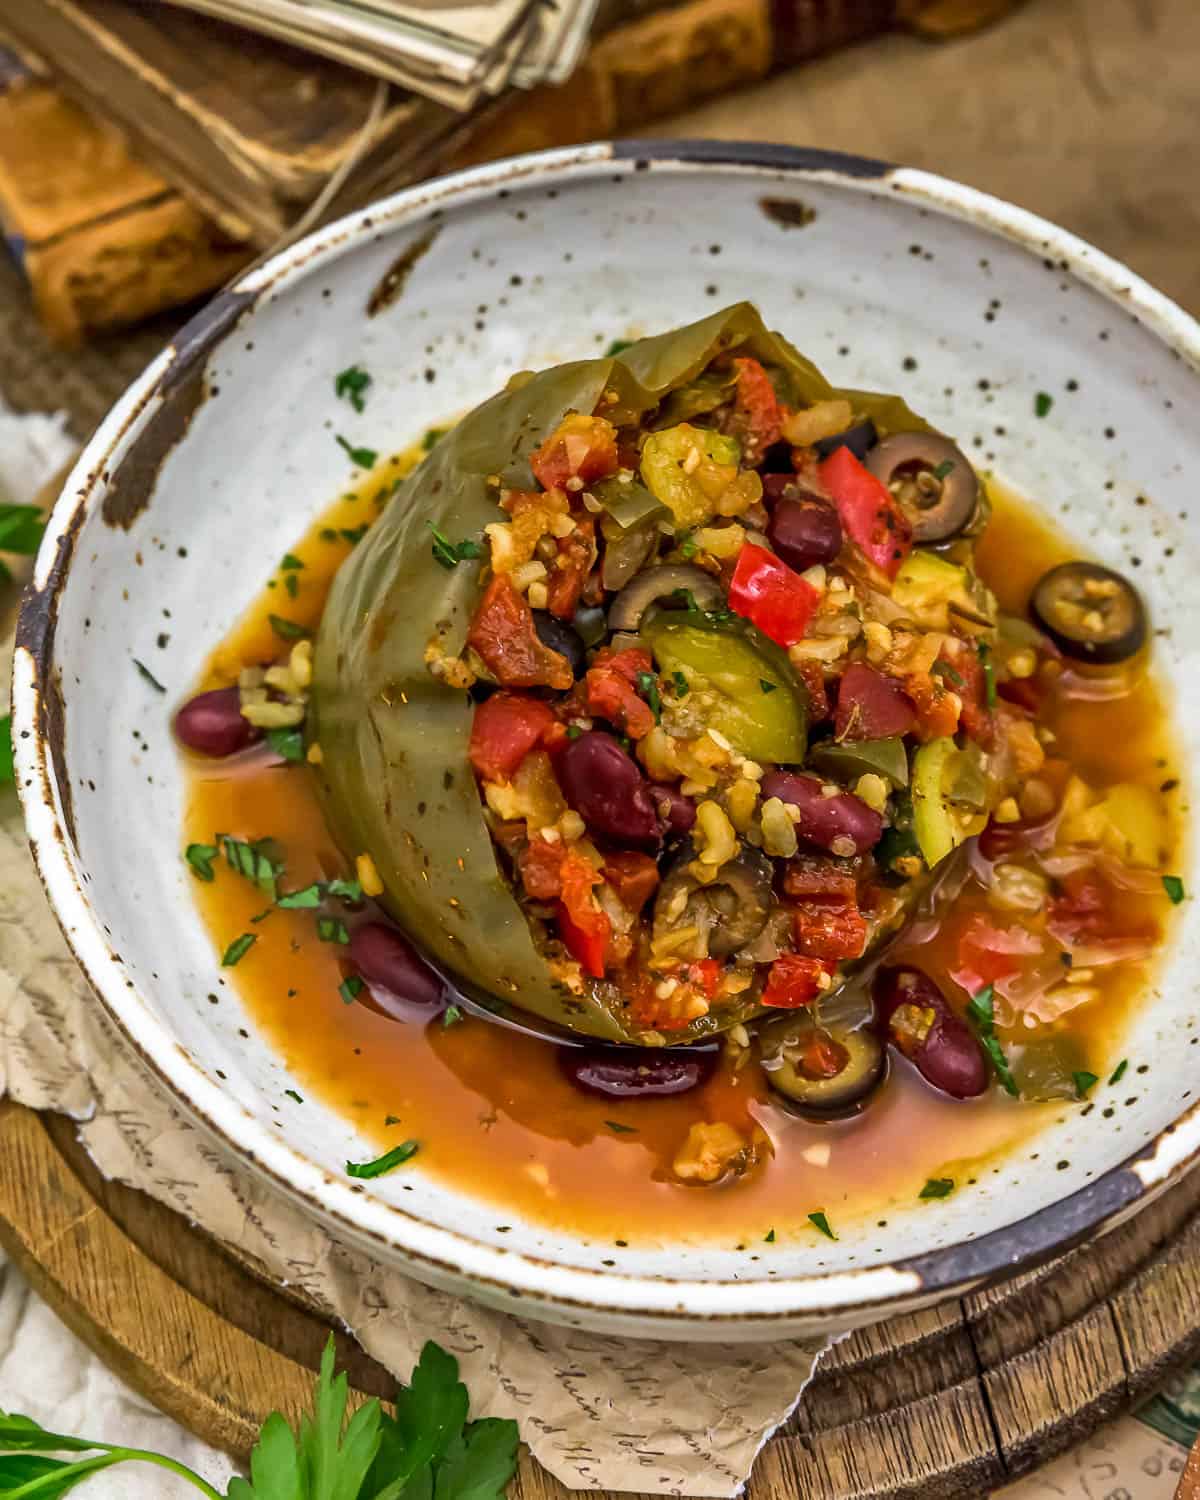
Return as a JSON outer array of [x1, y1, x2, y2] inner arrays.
[[865, 432, 980, 542], [1030, 561, 1146, 664], [761, 1020, 886, 1117]]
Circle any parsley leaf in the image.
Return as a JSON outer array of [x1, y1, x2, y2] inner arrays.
[[0, 716, 12, 785], [430, 1418, 519, 1500], [930, 659, 965, 689], [977, 641, 997, 708], [1109, 1058, 1129, 1085], [428, 522, 483, 570], [280, 553, 304, 572], [759, 679, 777, 694], [335, 434, 378, 469], [284, 1089, 304, 1104], [565, 724, 582, 740], [604, 1120, 638, 1134], [677, 529, 698, 560], [422, 426, 447, 452], [133, 658, 166, 693], [339, 975, 364, 1004], [919, 1178, 955, 1200], [764, 1228, 776, 1243], [605, 338, 633, 356], [366, 1341, 469, 1497], [1163, 874, 1186, 904], [808, 1211, 836, 1240], [931, 459, 956, 482], [340, 524, 369, 545], [268, 614, 310, 641], [297, 1338, 380, 1500], [965, 984, 1020, 1097], [0, 504, 45, 555], [318, 917, 350, 944], [1073, 1070, 1099, 1099], [1034, 391, 1054, 418], [222, 933, 257, 966], [334, 364, 372, 414], [442, 1004, 464, 1028], [266, 727, 305, 763], [636, 671, 662, 721], [672, 670, 689, 697], [278, 882, 322, 909], [347, 1139, 419, 1179], [184, 842, 218, 881], [219, 835, 284, 900], [326, 877, 363, 902]]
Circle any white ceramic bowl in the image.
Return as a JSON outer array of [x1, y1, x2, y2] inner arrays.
[[15, 142, 1200, 1341]]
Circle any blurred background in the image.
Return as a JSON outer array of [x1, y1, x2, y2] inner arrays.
[[0, 0, 1194, 444]]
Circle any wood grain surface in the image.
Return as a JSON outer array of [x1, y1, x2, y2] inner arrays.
[[1, 1100, 1199, 1499]]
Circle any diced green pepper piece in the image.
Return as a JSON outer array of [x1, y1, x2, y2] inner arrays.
[[589, 475, 668, 530], [656, 369, 737, 425], [892, 550, 973, 629], [912, 737, 968, 868], [1011, 1039, 1087, 1102], [808, 736, 909, 787], [641, 614, 806, 764], [945, 742, 987, 808], [639, 423, 759, 529]]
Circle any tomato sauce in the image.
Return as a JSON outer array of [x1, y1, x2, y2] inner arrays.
[[182, 462, 1183, 1245]]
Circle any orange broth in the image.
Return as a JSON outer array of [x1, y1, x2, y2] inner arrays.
[[183, 458, 1182, 1246]]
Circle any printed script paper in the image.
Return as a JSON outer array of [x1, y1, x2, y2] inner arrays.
[[0, 409, 827, 1495]]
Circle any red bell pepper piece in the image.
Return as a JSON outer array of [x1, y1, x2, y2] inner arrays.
[[585, 647, 657, 740], [728, 542, 820, 648], [557, 898, 611, 978], [819, 446, 912, 579], [762, 953, 831, 1008], [834, 663, 916, 740], [791, 900, 868, 962], [468, 692, 556, 782]]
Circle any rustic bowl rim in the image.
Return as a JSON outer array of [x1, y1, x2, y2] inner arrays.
[[13, 139, 1200, 1331]]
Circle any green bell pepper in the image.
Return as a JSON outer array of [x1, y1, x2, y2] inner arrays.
[[808, 736, 909, 787], [912, 738, 989, 868]]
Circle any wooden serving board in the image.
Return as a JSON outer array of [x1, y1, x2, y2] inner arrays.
[[1, 1100, 1199, 1498]]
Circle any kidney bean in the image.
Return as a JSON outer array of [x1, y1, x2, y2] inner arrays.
[[557, 731, 660, 845], [768, 496, 843, 572], [649, 782, 697, 836], [558, 1044, 716, 1099], [760, 770, 882, 856], [834, 663, 915, 741], [977, 809, 1057, 861], [874, 966, 988, 1100], [174, 686, 260, 757], [349, 921, 445, 1017]]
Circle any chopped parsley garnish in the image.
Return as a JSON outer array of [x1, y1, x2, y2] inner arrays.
[[421, 426, 446, 452], [339, 975, 364, 1004], [1109, 1058, 1129, 1085], [266, 726, 305, 763], [385, 1114, 401, 1126], [280, 553, 304, 571], [931, 459, 956, 481], [931, 659, 965, 689], [671, 587, 699, 613], [636, 671, 662, 720], [346, 1139, 419, 1179], [442, 1004, 463, 1028], [318, 917, 350, 944], [764, 1228, 776, 1243], [977, 641, 997, 708], [340, 524, 369, 544], [184, 842, 218, 881], [605, 338, 633, 356], [672, 670, 689, 697], [604, 1120, 638, 1134], [808, 1211, 836, 1241], [0, 502, 46, 555], [268, 613, 310, 641], [760, 679, 777, 694], [428, 521, 483, 570], [678, 530, 698, 559], [334, 363, 372, 413], [919, 1178, 955, 1200], [221, 932, 256, 966], [1073, 1070, 1099, 1099], [133, 658, 166, 693], [1163, 874, 1186, 904], [284, 1088, 304, 1104], [335, 434, 378, 469], [0, 715, 12, 785], [278, 882, 323, 909], [565, 724, 583, 740], [1061, 951, 1074, 967], [1034, 391, 1054, 418], [284, 572, 299, 598], [326, 877, 363, 902], [219, 834, 283, 899], [965, 983, 1020, 1097], [320, 527, 339, 542]]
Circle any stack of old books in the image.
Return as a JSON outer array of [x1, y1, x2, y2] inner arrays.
[[0, 0, 1020, 345]]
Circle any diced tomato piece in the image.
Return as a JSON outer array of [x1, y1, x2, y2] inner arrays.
[[819, 446, 912, 579], [585, 646, 657, 740], [791, 900, 868, 962], [467, 576, 573, 691], [728, 542, 820, 648], [902, 669, 961, 741], [468, 692, 556, 782], [782, 853, 859, 903], [558, 898, 610, 978], [951, 911, 1042, 992], [546, 515, 595, 620], [602, 850, 660, 913], [519, 834, 610, 976], [947, 650, 994, 747], [530, 413, 619, 492], [834, 663, 916, 740], [683, 958, 723, 1000], [763, 954, 831, 1009], [730, 357, 782, 459]]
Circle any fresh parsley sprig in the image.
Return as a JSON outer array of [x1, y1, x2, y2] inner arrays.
[[0, 1338, 519, 1499], [428, 523, 483, 570], [965, 984, 1019, 1097]]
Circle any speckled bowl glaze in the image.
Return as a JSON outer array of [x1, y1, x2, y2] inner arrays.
[[14, 143, 1200, 1341]]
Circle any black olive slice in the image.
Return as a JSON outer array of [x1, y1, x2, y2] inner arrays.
[[532, 611, 587, 678], [1030, 561, 1146, 664], [813, 418, 878, 461], [761, 1019, 886, 1117], [865, 432, 980, 542]]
